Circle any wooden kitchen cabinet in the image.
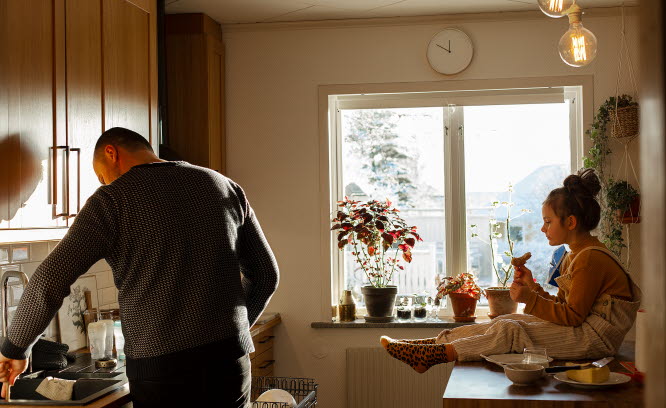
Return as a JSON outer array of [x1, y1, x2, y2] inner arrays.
[[0, 0, 67, 230], [250, 314, 281, 377], [165, 13, 225, 173], [0, 0, 157, 238]]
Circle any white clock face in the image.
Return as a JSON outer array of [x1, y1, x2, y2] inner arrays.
[[426, 29, 474, 75]]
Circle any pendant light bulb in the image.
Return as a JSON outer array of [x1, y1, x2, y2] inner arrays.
[[538, 0, 576, 18], [557, 5, 598, 67]]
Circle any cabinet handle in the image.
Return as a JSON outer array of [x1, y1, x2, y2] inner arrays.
[[68, 148, 81, 217], [52, 146, 69, 218], [257, 360, 275, 369], [258, 335, 275, 344]]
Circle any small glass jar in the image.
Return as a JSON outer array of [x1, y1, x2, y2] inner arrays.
[[413, 295, 427, 321], [396, 296, 413, 321]]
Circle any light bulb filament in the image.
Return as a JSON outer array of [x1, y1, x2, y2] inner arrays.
[[572, 35, 587, 62], [549, 0, 564, 12]]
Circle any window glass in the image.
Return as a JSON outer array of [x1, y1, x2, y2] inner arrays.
[[340, 108, 445, 303], [464, 104, 570, 300]]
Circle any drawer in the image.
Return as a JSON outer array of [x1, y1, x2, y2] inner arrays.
[[250, 328, 274, 360], [251, 348, 275, 377]]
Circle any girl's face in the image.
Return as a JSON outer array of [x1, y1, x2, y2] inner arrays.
[[541, 204, 572, 246]]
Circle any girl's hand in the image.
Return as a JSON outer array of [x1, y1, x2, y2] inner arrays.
[[509, 281, 531, 303], [513, 265, 534, 286]]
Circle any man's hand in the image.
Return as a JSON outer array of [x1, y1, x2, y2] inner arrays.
[[509, 281, 532, 303], [0, 353, 27, 398], [513, 265, 534, 287]]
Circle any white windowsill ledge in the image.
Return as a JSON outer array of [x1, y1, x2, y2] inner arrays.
[[311, 316, 492, 329]]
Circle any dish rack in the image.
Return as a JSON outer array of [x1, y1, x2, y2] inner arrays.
[[251, 376, 318, 408]]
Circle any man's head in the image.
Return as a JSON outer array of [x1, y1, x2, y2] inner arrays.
[[93, 127, 157, 185]]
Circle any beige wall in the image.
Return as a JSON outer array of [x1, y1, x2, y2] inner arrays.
[[223, 9, 642, 408]]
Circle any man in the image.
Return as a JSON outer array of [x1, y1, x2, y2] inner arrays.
[[0, 127, 279, 407]]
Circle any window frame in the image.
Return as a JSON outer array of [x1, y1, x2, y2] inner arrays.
[[318, 76, 592, 321]]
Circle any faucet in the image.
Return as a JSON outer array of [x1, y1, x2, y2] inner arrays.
[[1, 270, 32, 373]]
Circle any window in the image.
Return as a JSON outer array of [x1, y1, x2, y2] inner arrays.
[[327, 84, 584, 310]]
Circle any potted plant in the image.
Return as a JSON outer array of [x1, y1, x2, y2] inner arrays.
[[331, 197, 422, 321], [583, 95, 640, 256], [471, 184, 530, 318], [606, 180, 640, 224], [437, 272, 481, 322]]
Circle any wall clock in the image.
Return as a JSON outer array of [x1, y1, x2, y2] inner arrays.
[[426, 28, 474, 75]]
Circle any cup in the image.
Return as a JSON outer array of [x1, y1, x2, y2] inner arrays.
[[98, 311, 115, 359], [87, 315, 107, 360], [523, 347, 549, 368]]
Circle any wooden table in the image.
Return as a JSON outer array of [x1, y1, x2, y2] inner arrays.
[[443, 343, 642, 408]]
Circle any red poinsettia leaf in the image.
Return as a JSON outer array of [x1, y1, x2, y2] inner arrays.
[[398, 244, 409, 252], [368, 246, 376, 256], [402, 251, 412, 263], [337, 211, 347, 220], [331, 223, 341, 230], [404, 237, 415, 248], [337, 231, 348, 241], [341, 222, 353, 231], [381, 232, 394, 245], [338, 240, 347, 249], [378, 216, 389, 222], [362, 213, 373, 224], [375, 220, 385, 231]]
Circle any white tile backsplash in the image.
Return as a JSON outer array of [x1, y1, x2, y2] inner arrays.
[[2, 240, 120, 342], [30, 242, 49, 262], [10, 245, 29, 262], [0, 246, 9, 264], [20, 262, 41, 278]]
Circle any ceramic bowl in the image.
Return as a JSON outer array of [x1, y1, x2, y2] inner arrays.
[[503, 363, 545, 385]]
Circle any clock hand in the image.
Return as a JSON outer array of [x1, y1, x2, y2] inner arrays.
[[436, 43, 451, 53]]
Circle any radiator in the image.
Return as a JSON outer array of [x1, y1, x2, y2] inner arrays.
[[346, 347, 454, 408]]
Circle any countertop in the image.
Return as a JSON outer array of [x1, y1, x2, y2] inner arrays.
[[10, 313, 282, 408], [443, 341, 642, 408]]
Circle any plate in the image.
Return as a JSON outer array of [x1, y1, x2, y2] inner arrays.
[[482, 353, 553, 366], [553, 372, 631, 389]]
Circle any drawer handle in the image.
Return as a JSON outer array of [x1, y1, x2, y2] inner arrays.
[[258, 335, 275, 344], [257, 360, 275, 369]]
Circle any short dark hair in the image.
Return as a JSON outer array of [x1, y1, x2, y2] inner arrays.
[[543, 168, 602, 232], [94, 127, 153, 159]]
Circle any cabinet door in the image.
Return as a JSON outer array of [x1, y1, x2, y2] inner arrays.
[[66, 0, 103, 213], [0, 0, 65, 230], [102, 0, 157, 146], [207, 36, 225, 173]]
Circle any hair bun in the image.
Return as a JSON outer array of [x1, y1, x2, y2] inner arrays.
[[563, 168, 601, 197]]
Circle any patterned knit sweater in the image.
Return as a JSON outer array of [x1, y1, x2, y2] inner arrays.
[[1, 161, 279, 360]]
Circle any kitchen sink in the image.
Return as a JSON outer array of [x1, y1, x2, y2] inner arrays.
[[0, 363, 127, 405]]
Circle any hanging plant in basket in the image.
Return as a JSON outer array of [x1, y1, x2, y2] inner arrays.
[[607, 180, 640, 224], [609, 96, 639, 139]]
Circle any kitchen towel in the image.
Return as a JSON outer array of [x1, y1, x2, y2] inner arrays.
[[35, 377, 75, 401]]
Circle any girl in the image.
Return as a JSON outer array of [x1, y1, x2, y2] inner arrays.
[[381, 168, 642, 373]]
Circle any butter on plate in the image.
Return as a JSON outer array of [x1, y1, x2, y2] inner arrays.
[[565, 362, 611, 383]]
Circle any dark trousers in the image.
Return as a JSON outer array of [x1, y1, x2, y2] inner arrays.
[[128, 349, 251, 408]]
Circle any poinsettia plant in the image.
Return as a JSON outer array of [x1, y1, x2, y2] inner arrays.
[[436, 272, 482, 301], [331, 197, 422, 288]]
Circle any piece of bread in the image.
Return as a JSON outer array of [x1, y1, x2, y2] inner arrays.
[[565, 362, 611, 383], [511, 252, 532, 267]]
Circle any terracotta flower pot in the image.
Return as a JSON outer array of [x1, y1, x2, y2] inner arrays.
[[484, 287, 517, 319], [621, 195, 641, 224], [448, 293, 478, 322]]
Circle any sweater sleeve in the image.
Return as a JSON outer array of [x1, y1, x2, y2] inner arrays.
[[526, 280, 560, 302], [1, 192, 115, 359], [234, 184, 279, 328], [523, 251, 604, 326]]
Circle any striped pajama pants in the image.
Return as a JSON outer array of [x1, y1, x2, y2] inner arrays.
[[435, 314, 614, 362]]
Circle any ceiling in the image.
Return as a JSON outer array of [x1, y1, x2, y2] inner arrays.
[[165, 0, 638, 25]]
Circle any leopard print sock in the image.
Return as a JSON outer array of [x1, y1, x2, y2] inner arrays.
[[382, 340, 457, 373], [380, 336, 437, 346]]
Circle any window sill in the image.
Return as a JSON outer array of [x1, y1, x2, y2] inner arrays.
[[311, 316, 492, 329]]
